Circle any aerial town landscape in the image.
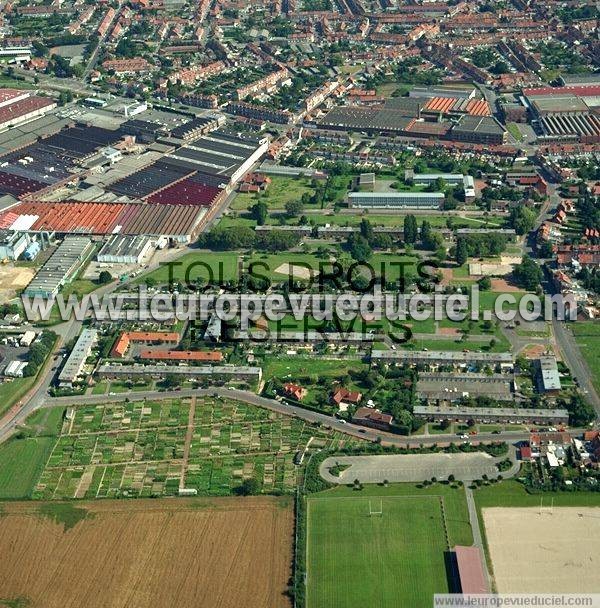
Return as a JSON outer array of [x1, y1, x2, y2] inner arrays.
[[0, 0, 598, 606]]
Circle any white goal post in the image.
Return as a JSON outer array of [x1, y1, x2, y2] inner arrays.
[[368, 500, 383, 517]]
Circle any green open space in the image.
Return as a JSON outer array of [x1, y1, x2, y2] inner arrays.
[[230, 175, 315, 211], [571, 321, 600, 394], [0, 407, 64, 499], [0, 377, 36, 418], [138, 252, 239, 285]]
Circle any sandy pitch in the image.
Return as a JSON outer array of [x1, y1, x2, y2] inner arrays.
[[0, 265, 35, 303], [274, 262, 316, 280], [483, 506, 600, 593]]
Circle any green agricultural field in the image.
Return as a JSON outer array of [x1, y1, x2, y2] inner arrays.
[[138, 252, 239, 285], [571, 321, 600, 394], [306, 483, 471, 608]]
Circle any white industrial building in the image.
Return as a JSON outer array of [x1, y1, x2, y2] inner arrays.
[[97, 234, 154, 264], [404, 171, 476, 203], [0, 230, 29, 261], [58, 328, 98, 387], [4, 360, 27, 377], [19, 330, 36, 347]]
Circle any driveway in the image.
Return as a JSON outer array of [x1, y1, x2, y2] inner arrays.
[[320, 452, 503, 484]]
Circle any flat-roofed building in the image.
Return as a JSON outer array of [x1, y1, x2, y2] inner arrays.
[[414, 405, 569, 425], [59, 328, 98, 386], [372, 349, 514, 367], [536, 355, 562, 394], [97, 363, 261, 382], [450, 115, 506, 145], [24, 236, 93, 298], [97, 234, 154, 264], [348, 192, 444, 210], [416, 373, 515, 402], [453, 546, 489, 594]]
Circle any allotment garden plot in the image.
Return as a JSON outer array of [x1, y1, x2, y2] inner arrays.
[[34, 397, 353, 499]]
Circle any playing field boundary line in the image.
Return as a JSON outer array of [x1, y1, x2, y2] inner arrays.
[[306, 494, 446, 502]]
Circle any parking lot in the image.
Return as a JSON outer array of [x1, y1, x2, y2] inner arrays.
[[320, 452, 501, 484]]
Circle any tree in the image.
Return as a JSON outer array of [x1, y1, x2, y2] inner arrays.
[[420, 220, 432, 245], [285, 199, 304, 218], [509, 206, 537, 235], [478, 276, 492, 290], [97, 270, 113, 285], [347, 233, 372, 262], [235, 477, 261, 496], [359, 218, 374, 242], [513, 256, 543, 290], [403, 214, 418, 245], [538, 241, 554, 258], [563, 394, 595, 426], [250, 201, 268, 226], [161, 374, 182, 389], [456, 237, 468, 266]]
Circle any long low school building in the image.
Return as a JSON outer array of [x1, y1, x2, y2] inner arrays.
[[97, 363, 262, 382], [413, 405, 569, 425], [347, 191, 444, 210]]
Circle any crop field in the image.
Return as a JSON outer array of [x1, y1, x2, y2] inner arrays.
[[307, 490, 456, 608], [32, 398, 353, 499], [0, 497, 293, 608]]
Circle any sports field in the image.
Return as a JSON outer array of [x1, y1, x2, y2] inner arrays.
[[484, 506, 600, 593], [306, 494, 450, 608]]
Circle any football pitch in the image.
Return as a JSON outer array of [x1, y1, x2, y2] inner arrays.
[[306, 495, 450, 608]]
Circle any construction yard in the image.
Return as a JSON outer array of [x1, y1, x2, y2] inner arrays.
[[0, 497, 293, 608], [0, 263, 35, 303]]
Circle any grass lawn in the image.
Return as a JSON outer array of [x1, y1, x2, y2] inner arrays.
[[138, 252, 239, 285], [230, 176, 315, 211], [0, 437, 56, 499], [262, 356, 367, 381], [506, 122, 524, 142], [0, 376, 36, 418], [571, 321, 600, 394], [404, 336, 511, 353], [0, 76, 36, 89], [475, 479, 600, 510], [307, 483, 472, 608]]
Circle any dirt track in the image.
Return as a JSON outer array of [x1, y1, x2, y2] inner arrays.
[[0, 497, 293, 608], [483, 506, 600, 593]]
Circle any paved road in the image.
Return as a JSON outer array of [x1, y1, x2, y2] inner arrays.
[[83, 2, 124, 80], [44, 386, 583, 448], [553, 318, 600, 415]]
